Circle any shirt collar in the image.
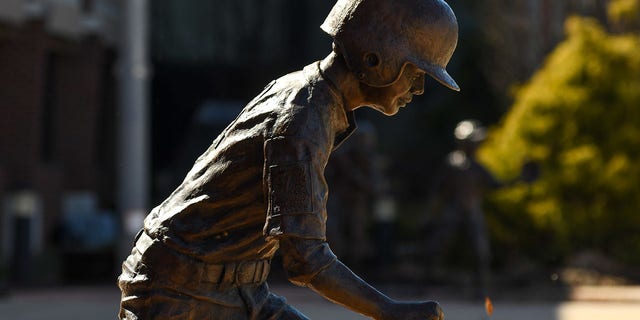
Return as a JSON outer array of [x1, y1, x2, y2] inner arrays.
[[313, 61, 358, 151], [333, 111, 357, 150]]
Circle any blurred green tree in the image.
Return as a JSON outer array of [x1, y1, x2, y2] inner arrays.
[[608, 0, 640, 32], [478, 11, 640, 266]]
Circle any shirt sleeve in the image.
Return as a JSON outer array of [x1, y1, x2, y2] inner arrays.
[[279, 237, 337, 286], [262, 135, 330, 240]]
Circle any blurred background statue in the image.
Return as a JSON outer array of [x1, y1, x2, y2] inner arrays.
[[422, 120, 499, 297], [325, 120, 398, 276], [325, 121, 378, 271], [422, 119, 538, 297]]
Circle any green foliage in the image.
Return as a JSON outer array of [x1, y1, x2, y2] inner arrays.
[[608, 0, 640, 31], [478, 16, 640, 266]]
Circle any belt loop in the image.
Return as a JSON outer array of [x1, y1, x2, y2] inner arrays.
[[132, 229, 144, 246], [234, 261, 247, 286], [262, 260, 270, 282], [252, 261, 262, 284], [221, 262, 236, 287]]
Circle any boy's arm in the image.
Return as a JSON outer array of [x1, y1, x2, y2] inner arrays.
[[279, 237, 443, 320]]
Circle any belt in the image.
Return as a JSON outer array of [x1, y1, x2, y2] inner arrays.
[[133, 231, 271, 290]]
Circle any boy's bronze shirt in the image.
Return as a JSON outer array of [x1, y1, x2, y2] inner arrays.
[[143, 62, 355, 265]]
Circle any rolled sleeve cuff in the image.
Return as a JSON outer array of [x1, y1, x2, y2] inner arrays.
[[280, 238, 337, 287]]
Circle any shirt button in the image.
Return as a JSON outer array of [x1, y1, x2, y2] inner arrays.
[[274, 206, 280, 213]]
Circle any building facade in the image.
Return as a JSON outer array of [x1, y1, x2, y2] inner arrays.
[[0, 0, 118, 284]]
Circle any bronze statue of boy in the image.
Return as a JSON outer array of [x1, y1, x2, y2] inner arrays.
[[118, 0, 460, 319]]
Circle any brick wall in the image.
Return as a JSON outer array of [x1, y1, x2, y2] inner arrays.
[[0, 21, 47, 186], [0, 20, 115, 242]]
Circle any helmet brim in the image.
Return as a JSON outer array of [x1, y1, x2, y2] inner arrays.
[[420, 63, 460, 92]]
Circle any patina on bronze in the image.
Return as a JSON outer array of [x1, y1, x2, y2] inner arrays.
[[118, 0, 459, 319]]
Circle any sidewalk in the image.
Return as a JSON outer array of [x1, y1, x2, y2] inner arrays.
[[1, 284, 640, 320]]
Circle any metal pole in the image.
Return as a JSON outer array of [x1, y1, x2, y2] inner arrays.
[[117, 0, 149, 258]]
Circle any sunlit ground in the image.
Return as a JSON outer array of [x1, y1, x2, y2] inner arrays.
[[1, 285, 640, 320], [297, 301, 640, 320]]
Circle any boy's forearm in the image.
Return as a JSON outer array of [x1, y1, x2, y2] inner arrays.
[[308, 259, 394, 319]]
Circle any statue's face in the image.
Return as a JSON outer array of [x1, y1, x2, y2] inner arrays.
[[360, 63, 426, 116]]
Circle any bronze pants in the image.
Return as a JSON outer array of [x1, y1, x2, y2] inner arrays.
[[118, 234, 309, 320]]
